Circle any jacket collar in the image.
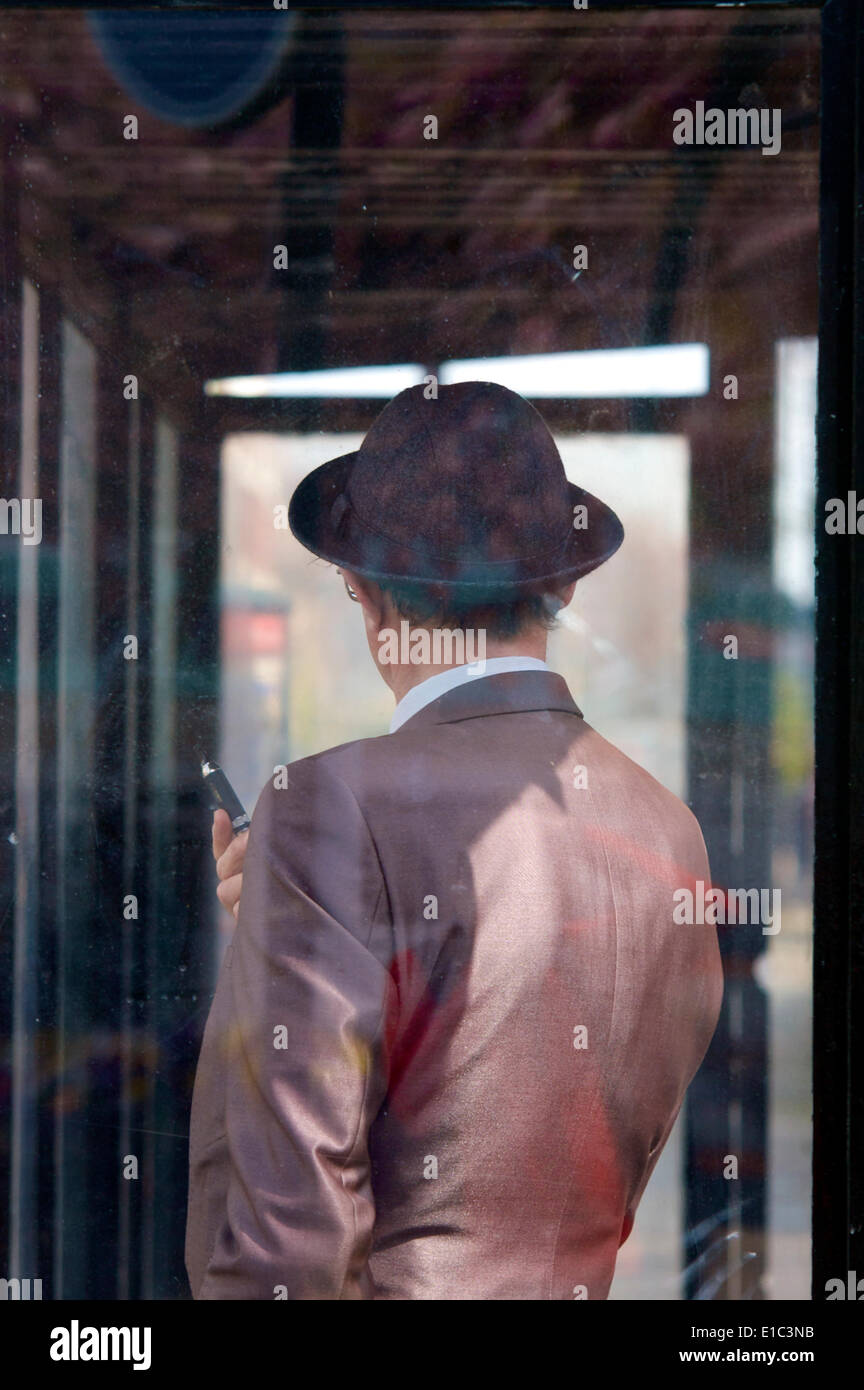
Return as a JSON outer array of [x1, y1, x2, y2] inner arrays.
[[394, 669, 583, 732]]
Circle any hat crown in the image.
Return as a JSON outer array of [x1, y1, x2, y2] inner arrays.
[[347, 381, 572, 563], [287, 377, 624, 590]]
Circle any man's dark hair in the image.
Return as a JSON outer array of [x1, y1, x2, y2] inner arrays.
[[374, 576, 563, 641]]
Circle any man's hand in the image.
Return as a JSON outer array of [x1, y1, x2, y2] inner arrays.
[[212, 809, 248, 921]]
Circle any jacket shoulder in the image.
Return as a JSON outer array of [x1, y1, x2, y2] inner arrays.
[[578, 720, 708, 848], [250, 731, 397, 820]]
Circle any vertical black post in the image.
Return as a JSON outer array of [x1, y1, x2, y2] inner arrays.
[[276, 13, 345, 391], [812, 0, 864, 1296]]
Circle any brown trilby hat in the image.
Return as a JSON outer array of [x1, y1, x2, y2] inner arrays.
[[288, 380, 624, 594]]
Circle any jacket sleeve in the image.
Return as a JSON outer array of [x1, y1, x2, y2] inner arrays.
[[197, 757, 394, 1300]]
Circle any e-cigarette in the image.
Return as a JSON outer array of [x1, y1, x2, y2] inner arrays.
[[200, 758, 251, 834]]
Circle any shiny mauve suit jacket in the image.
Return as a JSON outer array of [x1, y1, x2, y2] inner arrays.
[[186, 670, 723, 1300]]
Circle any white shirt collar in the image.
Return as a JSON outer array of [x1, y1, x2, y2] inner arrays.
[[389, 657, 549, 733]]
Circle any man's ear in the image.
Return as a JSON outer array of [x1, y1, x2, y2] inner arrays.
[[341, 569, 387, 626], [550, 581, 576, 614]]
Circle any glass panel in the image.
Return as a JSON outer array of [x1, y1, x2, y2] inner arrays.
[[0, 5, 820, 1303], [55, 317, 97, 1299], [144, 415, 180, 1299], [10, 278, 40, 1283]]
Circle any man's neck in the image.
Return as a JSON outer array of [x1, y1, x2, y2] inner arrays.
[[385, 632, 549, 705]]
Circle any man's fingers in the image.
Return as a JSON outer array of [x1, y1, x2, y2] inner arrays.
[[216, 874, 243, 915], [216, 828, 249, 881], [212, 809, 233, 862], [213, 814, 247, 923]]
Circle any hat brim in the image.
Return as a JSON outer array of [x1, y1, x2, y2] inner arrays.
[[288, 449, 624, 594]]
